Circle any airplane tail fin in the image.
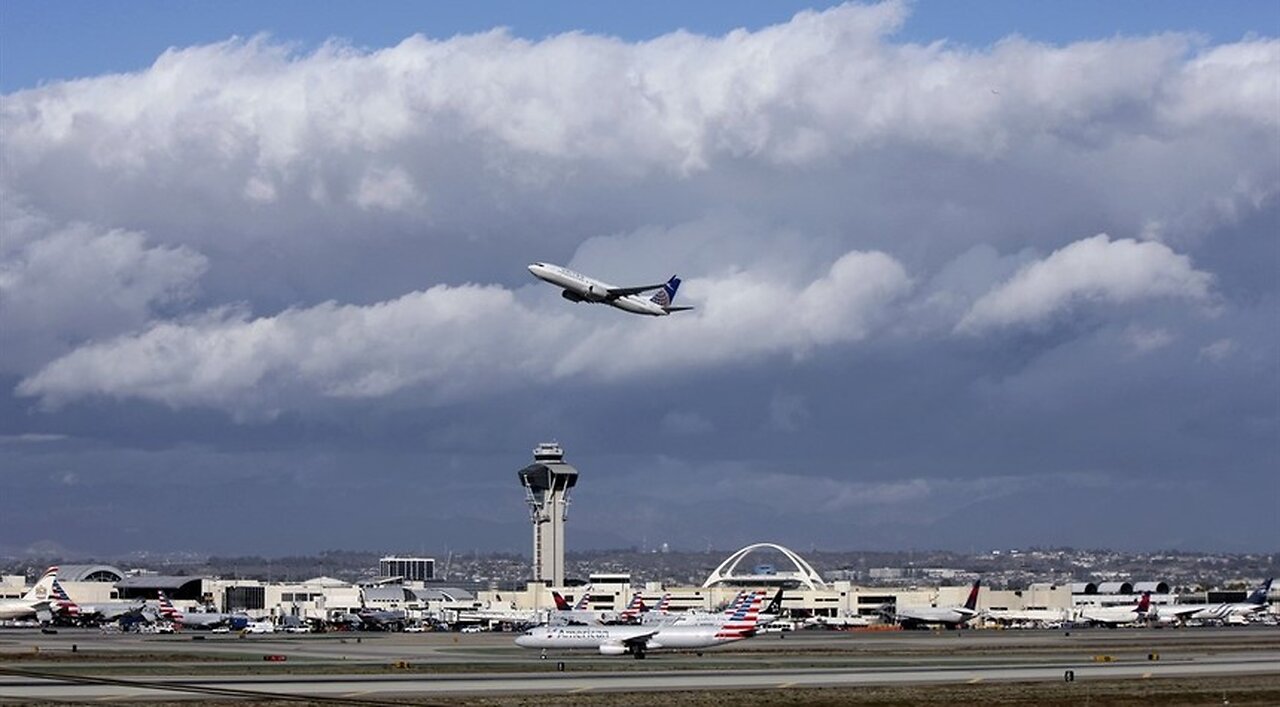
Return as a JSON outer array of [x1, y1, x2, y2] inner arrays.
[[22, 566, 58, 602], [1136, 591, 1151, 613], [716, 590, 767, 639], [1246, 578, 1273, 605], [157, 591, 183, 623], [551, 591, 571, 611], [653, 593, 671, 614], [573, 587, 591, 611], [50, 579, 81, 617], [650, 276, 681, 308], [762, 589, 785, 616], [619, 593, 645, 620], [964, 580, 982, 611]]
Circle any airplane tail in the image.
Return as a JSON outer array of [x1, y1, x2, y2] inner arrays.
[[964, 580, 982, 611], [551, 591, 571, 611], [652, 593, 671, 614], [157, 591, 183, 623], [22, 566, 59, 602], [619, 593, 645, 621], [49, 579, 81, 617], [715, 590, 767, 639], [1246, 578, 1273, 605], [762, 589, 785, 616], [1136, 591, 1151, 613], [651, 276, 692, 312], [573, 588, 591, 611]]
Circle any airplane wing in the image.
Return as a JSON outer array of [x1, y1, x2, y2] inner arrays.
[[662, 305, 695, 312], [604, 283, 667, 298], [621, 630, 659, 647]]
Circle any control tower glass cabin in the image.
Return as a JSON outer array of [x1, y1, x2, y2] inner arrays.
[[517, 442, 578, 586]]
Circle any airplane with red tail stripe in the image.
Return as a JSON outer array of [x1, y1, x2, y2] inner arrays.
[[515, 590, 770, 659]]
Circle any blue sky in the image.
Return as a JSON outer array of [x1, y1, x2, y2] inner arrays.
[[0, 2, 1276, 556], [3, 0, 1277, 93]]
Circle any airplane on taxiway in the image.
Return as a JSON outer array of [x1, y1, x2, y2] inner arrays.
[[515, 589, 769, 658], [527, 262, 693, 316]]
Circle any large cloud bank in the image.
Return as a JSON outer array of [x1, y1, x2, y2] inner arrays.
[[4, 1, 1269, 416], [1, 2, 1277, 553]]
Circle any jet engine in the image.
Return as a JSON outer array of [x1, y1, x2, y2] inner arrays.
[[598, 643, 628, 656], [582, 284, 609, 302], [561, 290, 585, 303]]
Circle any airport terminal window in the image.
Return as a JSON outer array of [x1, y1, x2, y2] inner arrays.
[[226, 586, 266, 611]]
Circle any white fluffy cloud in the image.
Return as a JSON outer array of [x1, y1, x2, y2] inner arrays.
[[956, 235, 1213, 333], [0, 2, 1271, 418], [16, 249, 911, 414], [0, 202, 207, 372]]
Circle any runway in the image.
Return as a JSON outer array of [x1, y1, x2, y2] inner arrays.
[[1, 626, 1277, 702]]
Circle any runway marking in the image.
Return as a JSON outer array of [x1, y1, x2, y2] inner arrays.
[[778, 682, 796, 688], [569, 687, 592, 693], [343, 691, 370, 698], [1142, 672, 1152, 679], [968, 677, 984, 684]]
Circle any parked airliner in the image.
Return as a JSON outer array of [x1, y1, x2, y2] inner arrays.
[[1151, 578, 1273, 624], [887, 581, 982, 629], [527, 263, 693, 316], [0, 567, 58, 621]]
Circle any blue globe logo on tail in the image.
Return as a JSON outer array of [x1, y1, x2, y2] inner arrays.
[[650, 276, 681, 308]]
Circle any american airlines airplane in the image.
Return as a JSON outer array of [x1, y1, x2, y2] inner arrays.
[[0, 567, 59, 620], [527, 262, 693, 316], [1151, 578, 1273, 624], [888, 581, 982, 629], [47, 579, 147, 625], [515, 590, 768, 658], [157, 591, 248, 630]]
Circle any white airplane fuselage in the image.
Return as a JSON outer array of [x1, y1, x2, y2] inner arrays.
[[895, 607, 978, 627], [527, 263, 675, 316], [514, 623, 750, 653]]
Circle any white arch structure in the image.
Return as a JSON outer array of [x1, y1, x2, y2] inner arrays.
[[702, 542, 828, 591]]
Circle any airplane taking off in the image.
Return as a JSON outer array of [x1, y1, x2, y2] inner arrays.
[[887, 581, 982, 629], [0, 567, 59, 620], [527, 263, 693, 316]]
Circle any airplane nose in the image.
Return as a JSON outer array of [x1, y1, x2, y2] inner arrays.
[[514, 635, 531, 647]]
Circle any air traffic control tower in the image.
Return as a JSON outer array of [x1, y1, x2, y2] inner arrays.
[[518, 442, 578, 586]]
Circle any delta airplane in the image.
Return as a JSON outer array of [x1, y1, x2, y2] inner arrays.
[[516, 590, 768, 659], [527, 263, 693, 316], [887, 581, 982, 629], [1077, 592, 1151, 627], [549, 587, 620, 625], [0, 567, 59, 621], [1151, 578, 1273, 624]]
